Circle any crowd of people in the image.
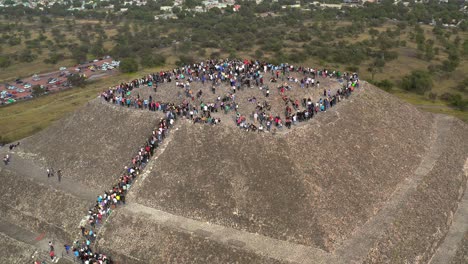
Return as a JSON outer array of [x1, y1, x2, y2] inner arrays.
[[100, 59, 359, 129], [61, 116, 175, 264], [32, 59, 359, 263], [236, 82, 358, 133]]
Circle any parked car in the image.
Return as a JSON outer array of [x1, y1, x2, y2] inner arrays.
[[48, 78, 58, 84], [59, 67, 67, 71], [16, 88, 25, 93], [24, 83, 32, 89], [32, 74, 40, 81], [7, 85, 17, 90], [15, 78, 23, 84]]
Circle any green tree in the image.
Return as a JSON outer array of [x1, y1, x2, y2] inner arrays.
[[120, 58, 139, 73], [367, 58, 385, 80], [18, 49, 36, 62], [31, 84, 44, 97], [447, 94, 467, 111], [377, 79, 394, 91], [175, 55, 195, 67], [67, 74, 87, 87], [90, 39, 106, 58], [40, 16, 52, 24], [0, 56, 11, 68], [44, 52, 64, 64], [462, 40, 468, 57], [401, 70, 433, 95], [424, 39, 434, 61], [455, 78, 468, 94], [140, 54, 165, 68]]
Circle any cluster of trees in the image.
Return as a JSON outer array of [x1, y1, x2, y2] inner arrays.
[[401, 70, 433, 95], [0, 0, 466, 113]]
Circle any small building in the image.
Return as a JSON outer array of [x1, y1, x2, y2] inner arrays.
[[193, 6, 204, 12], [160, 6, 173, 12], [281, 4, 301, 9]]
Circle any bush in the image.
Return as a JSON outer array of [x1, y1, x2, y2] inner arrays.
[[377, 79, 394, 91], [440, 93, 467, 111], [120, 58, 139, 73], [18, 49, 37, 63], [401, 70, 433, 95], [210, 51, 221, 59], [345, 66, 359, 73], [140, 54, 165, 68], [448, 94, 467, 111], [439, 92, 453, 101], [455, 78, 468, 94], [67, 74, 87, 87], [44, 52, 64, 64], [197, 49, 206, 57], [31, 84, 44, 97], [175, 55, 195, 67], [0, 55, 11, 68]]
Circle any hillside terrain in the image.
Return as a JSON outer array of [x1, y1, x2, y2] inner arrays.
[[1, 1, 467, 141], [0, 64, 466, 263], [131, 84, 432, 251], [94, 84, 467, 263], [18, 99, 162, 189]]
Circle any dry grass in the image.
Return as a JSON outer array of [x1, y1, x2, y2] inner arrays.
[[0, 19, 118, 82], [0, 18, 466, 144], [0, 63, 173, 143]]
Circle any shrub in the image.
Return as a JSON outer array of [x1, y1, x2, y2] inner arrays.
[[440, 93, 468, 111], [377, 79, 394, 91], [175, 55, 195, 67], [120, 58, 139, 73], [401, 70, 433, 95], [449, 94, 467, 111], [67, 74, 87, 88], [140, 54, 166, 68], [345, 66, 359, 73]]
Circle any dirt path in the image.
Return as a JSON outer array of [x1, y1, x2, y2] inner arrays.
[[123, 203, 334, 264], [429, 158, 468, 264], [0, 217, 74, 263], [0, 148, 99, 203], [333, 114, 453, 263]]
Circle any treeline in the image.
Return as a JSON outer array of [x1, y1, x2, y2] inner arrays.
[[0, 0, 466, 110], [0, 0, 467, 27]]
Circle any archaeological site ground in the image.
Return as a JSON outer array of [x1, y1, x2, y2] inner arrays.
[[0, 71, 467, 264]]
